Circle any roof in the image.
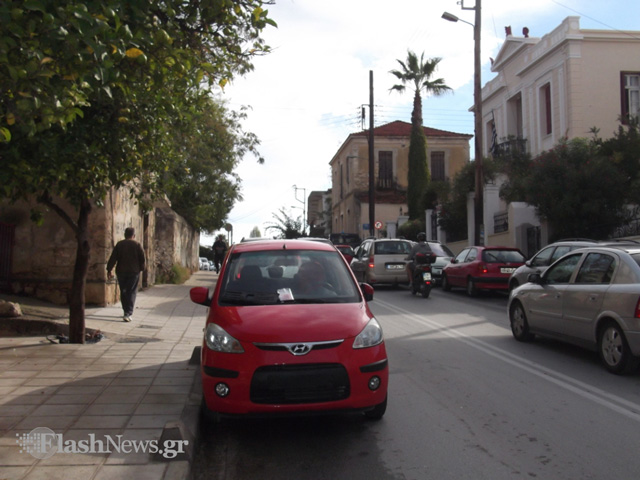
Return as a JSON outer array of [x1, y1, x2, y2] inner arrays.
[[350, 120, 472, 140], [233, 239, 336, 253]]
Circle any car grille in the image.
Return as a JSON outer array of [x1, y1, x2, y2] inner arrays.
[[250, 363, 350, 404]]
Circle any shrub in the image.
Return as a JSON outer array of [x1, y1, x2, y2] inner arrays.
[[156, 263, 190, 285]]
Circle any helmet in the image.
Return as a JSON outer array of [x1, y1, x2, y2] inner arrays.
[[417, 232, 426, 242]]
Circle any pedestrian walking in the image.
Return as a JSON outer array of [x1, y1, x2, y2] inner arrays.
[[107, 227, 146, 322], [212, 234, 227, 273]]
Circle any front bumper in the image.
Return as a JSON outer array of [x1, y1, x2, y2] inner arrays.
[[201, 342, 389, 415]]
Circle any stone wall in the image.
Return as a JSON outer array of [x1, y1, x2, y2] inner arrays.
[[0, 189, 198, 307], [154, 207, 200, 280]]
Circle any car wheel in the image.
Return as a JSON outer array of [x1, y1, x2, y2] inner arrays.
[[442, 274, 451, 291], [364, 395, 387, 420], [466, 278, 478, 297], [509, 301, 534, 342], [598, 322, 639, 374]]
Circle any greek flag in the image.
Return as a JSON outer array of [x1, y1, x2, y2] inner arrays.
[[490, 111, 498, 156]]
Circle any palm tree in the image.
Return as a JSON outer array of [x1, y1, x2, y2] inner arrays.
[[390, 50, 451, 219], [390, 51, 451, 128]]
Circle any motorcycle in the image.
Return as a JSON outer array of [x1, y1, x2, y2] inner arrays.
[[411, 252, 436, 298]]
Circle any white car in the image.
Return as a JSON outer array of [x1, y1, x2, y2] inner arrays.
[[199, 257, 210, 270]]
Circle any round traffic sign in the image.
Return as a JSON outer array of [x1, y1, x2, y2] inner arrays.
[[374, 221, 383, 230]]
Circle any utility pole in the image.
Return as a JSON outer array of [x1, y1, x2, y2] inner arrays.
[[368, 70, 375, 238]]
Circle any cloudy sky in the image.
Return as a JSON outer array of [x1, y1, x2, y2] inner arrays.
[[201, 0, 640, 246]]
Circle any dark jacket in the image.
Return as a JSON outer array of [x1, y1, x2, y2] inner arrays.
[[107, 239, 145, 275]]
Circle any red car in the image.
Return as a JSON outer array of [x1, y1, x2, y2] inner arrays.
[[334, 244, 356, 264], [441, 246, 526, 296], [190, 239, 388, 420]]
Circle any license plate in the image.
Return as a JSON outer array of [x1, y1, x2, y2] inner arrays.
[[386, 264, 404, 270], [501, 267, 516, 274], [422, 272, 432, 281]]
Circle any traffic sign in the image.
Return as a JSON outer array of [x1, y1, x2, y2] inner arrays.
[[374, 221, 383, 230]]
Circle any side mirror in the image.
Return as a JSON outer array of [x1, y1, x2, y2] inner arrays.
[[190, 286, 212, 307], [527, 273, 544, 285], [360, 283, 374, 302], [450, 258, 458, 264]]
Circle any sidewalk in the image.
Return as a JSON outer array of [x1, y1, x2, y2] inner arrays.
[[0, 270, 217, 480]]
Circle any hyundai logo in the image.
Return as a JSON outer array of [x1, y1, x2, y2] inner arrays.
[[289, 344, 312, 356]]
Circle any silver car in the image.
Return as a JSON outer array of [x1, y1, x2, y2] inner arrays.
[[350, 238, 413, 286], [508, 245, 640, 374], [508, 240, 598, 291]]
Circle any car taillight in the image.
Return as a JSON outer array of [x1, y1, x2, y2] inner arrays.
[[479, 263, 488, 274], [368, 257, 375, 269], [635, 297, 640, 318]]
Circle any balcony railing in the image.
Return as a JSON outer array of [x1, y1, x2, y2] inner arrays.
[[493, 137, 527, 157]]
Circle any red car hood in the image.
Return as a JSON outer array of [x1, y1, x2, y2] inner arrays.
[[210, 303, 374, 343]]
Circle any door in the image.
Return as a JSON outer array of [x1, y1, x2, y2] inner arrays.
[[526, 253, 582, 335], [562, 252, 615, 342]]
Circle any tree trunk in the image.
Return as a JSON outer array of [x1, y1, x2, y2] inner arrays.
[[68, 197, 92, 344]]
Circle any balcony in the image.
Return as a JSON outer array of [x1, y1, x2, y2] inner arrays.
[[493, 137, 527, 157]]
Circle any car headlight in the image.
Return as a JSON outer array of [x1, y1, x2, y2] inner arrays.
[[353, 318, 384, 349], [204, 323, 244, 353]]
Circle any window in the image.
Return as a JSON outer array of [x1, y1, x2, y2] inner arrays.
[[431, 151, 445, 181], [621, 72, 640, 124], [575, 253, 616, 284], [545, 254, 581, 284], [540, 83, 552, 135], [378, 151, 393, 188]]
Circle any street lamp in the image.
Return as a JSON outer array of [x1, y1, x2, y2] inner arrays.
[[442, 0, 484, 246], [292, 184, 307, 236]]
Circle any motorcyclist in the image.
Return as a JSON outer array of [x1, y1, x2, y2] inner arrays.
[[405, 232, 432, 287]]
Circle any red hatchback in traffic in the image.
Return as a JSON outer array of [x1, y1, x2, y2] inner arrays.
[[190, 239, 388, 421], [441, 246, 526, 296]]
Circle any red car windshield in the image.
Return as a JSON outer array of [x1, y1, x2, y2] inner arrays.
[[218, 250, 361, 305], [482, 249, 526, 263]]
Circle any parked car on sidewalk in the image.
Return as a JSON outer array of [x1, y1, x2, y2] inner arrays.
[[349, 238, 413, 286], [442, 246, 526, 296], [508, 244, 640, 374], [199, 257, 210, 270], [508, 239, 598, 291], [190, 238, 388, 420]]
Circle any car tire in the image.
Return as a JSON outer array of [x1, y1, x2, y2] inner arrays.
[[598, 322, 639, 374], [364, 395, 387, 420], [509, 301, 534, 342], [466, 278, 478, 297], [442, 274, 451, 291]]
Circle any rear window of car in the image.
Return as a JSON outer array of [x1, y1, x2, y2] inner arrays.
[[429, 243, 454, 257], [630, 253, 640, 268], [482, 249, 525, 263], [374, 241, 411, 255], [218, 249, 361, 305]]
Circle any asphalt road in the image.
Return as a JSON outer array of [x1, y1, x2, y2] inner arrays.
[[192, 286, 640, 480]]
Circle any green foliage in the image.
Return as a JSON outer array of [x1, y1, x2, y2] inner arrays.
[[407, 123, 429, 219], [513, 138, 628, 240], [156, 263, 190, 285], [390, 50, 451, 219], [265, 207, 304, 239], [0, 0, 275, 342], [398, 218, 425, 241]]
